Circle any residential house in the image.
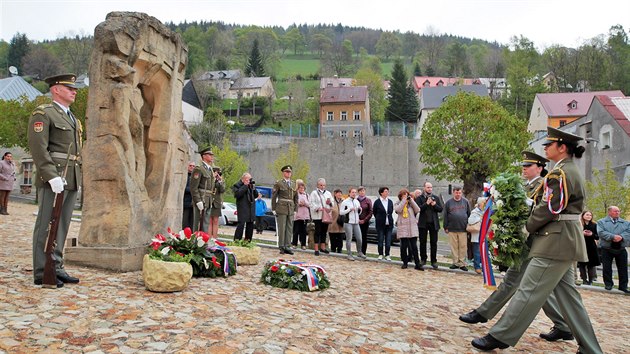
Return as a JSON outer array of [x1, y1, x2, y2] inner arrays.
[[320, 86, 371, 138], [228, 77, 275, 100], [527, 91, 625, 135], [196, 70, 242, 99], [181, 80, 204, 126], [0, 76, 42, 101], [477, 78, 508, 100], [529, 95, 630, 185], [417, 85, 488, 136]]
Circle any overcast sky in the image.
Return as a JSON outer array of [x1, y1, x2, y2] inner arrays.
[[2, 0, 629, 49]]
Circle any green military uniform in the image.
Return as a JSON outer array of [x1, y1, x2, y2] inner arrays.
[[190, 162, 215, 233], [476, 152, 569, 334], [271, 165, 298, 252], [27, 74, 82, 282], [209, 168, 225, 217], [488, 128, 602, 354]]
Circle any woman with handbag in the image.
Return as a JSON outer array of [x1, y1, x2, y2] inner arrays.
[[467, 197, 486, 274], [309, 178, 333, 255], [328, 189, 346, 253], [291, 181, 310, 250]]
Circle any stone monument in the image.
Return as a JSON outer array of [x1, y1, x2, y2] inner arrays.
[[66, 12, 189, 271]]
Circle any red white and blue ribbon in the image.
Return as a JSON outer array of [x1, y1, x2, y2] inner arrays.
[[209, 246, 237, 274], [479, 196, 496, 290], [278, 260, 326, 291]]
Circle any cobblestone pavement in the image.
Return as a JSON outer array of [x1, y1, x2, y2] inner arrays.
[[1, 202, 629, 353]]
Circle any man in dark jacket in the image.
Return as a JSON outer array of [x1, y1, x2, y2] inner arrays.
[[415, 182, 443, 269], [232, 172, 259, 241]]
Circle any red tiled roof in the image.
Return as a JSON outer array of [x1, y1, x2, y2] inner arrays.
[[412, 76, 477, 90], [595, 95, 630, 138], [537, 91, 624, 118], [320, 86, 368, 103]]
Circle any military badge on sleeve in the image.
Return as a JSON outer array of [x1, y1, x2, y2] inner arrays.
[[33, 122, 44, 133]]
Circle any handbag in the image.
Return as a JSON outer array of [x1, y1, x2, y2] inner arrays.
[[466, 221, 481, 233], [317, 191, 333, 224], [336, 214, 345, 227]]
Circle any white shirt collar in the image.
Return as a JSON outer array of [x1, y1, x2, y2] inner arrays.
[[53, 101, 69, 113]]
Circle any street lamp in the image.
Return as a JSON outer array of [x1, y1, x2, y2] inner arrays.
[[354, 137, 364, 186]]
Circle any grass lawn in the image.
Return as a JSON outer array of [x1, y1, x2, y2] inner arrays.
[[277, 58, 320, 80]]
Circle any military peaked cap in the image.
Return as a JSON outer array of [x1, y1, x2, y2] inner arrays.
[[45, 73, 78, 88], [521, 150, 549, 166], [281, 165, 292, 172], [542, 126, 583, 146], [199, 146, 214, 155]]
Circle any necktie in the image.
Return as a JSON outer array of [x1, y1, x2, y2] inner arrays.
[[67, 110, 76, 125], [287, 180, 291, 188]]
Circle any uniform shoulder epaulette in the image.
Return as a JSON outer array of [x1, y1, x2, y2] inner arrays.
[[31, 104, 53, 116]]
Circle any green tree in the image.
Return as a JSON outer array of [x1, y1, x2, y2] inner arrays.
[[418, 92, 529, 200], [310, 33, 332, 58], [188, 107, 231, 148], [607, 25, 630, 95], [402, 31, 422, 62], [268, 143, 309, 182], [375, 32, 402, 61], [0, 96, 48, 149], [386, 60, 418, 122], [354, 67, 386, 122], [413, 61, 422, 76], [245, 38, 265, 77], [53, 33, 93, 75], [283, 28, 306, 55], [22, 46, 63, 79], [445, 41, 470, 77], [0, 41, 10, 77], [320, 39, 355, 77], [7, 33, 30, 73], [212, 138, 249, 193], [585, 160, 630, 220]]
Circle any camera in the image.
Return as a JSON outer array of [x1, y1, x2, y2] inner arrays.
[[406, 195, 411, 201], [250, 180, 255, 185]]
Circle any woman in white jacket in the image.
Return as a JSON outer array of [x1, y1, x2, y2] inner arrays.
[[339, 187, 366, 260]]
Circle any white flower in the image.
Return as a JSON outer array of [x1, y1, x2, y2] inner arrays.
[[203, 258, 209, 269], [495, 200, 504, 208], [197, 237, 205, 247], [178, 230, 186, 240], [491, 224, 498, 231], [281, 265, 286, 270], [160, 247, 170, 255], [492, 241, 498, 249]]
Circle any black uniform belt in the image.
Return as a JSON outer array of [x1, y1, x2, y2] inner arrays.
[[50, 152, 80, 161]]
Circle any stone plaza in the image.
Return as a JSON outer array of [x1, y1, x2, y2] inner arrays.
[[1, 201, 629, 353]]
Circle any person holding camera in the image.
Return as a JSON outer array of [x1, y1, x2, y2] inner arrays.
[[415, 182, 443, 269], [232, 172, 258, 242]]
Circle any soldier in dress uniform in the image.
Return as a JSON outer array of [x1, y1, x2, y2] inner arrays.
[[190, 147, 215, 233], [28, 73, 82, 288], [461, 151, 574, 344], [272, 165, 298, 254], [472, 127, 602, 354]]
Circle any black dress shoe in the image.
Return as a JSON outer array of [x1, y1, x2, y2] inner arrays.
[[605, 285, 612, 290], [449, 264, 459, 269], [414, 265, 424, 271], [321, 249, 330, 254], [620, 288, 630, 294], [314, 250, 320, 256], [540, 327, 574, 342], [56, 273, 80, 284], [34, 278, 64, 288], [401, 263, 408, 269], [279, 248, 286, 254], [283, 247, 294, 255], [460, 266, 468, 271], [431, 262, 438, 269], [471, 334, 509, 351], [459, 309, 488, 324]]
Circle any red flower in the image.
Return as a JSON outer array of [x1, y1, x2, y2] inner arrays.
[[155, 234, 166, 242], [211, 256, 221, 268], [177, 252, 185, 257], [151, 242, 161, 250], [270, 265, 279, 272], [183, 227, 192, 239], [167, 227, 172, 234]]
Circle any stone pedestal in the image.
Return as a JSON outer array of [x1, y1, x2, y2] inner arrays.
[[142, 255, 192, 292], [65, 246, 147, 272], [229, 246, 261, 265]]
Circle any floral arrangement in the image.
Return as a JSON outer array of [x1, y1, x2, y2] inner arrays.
[[260, 259, 330, 292], [488, 172, 530, 268], [149, 227, 237, 278]]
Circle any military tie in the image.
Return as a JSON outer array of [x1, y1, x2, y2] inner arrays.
[[67, 110, 76, 126], [287, 180, 291, 188]]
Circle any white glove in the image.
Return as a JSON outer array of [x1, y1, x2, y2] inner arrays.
[[272, 210, 277, 216], [49, 177, 65, 193], [525, 198, 534, 207], [196, 201, 204, 211]]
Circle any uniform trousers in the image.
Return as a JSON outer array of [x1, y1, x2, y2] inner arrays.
[[489, 258, 602, 354], [193, 207, 211, 233], [276, 213, 293, 249], [448, 231, 468, 267], [476, 257, 570, 333], [32, 187, 78, 280], [601, 248, 628, 291]]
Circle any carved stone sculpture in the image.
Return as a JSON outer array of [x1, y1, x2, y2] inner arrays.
[[66, 12, 189, 271]]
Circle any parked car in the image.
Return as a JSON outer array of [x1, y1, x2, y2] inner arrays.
[[366, 215, 399, 244], [259, 211, 277, 231], [221, 202, 238, 225]]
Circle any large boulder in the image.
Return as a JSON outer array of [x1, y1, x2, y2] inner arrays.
[[229, 246, 261, 265], [142, 255, 192, 292]]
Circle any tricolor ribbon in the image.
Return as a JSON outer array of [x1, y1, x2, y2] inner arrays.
[[277, 260, 326, 291], [209, 245, 237, 275], [479, 196, 496, 290]]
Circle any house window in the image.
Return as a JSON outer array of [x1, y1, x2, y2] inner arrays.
[[569, 101, 577, 109], [340, 130, 348, 138], [22, 161, 33, 185], [559, 120, 567, 127], [341, 111, 347, 121], [353, 130, 361, 137], [601, 131, 611, 149], [327, 112, 334, 121], [353, 111, 360, 120]]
